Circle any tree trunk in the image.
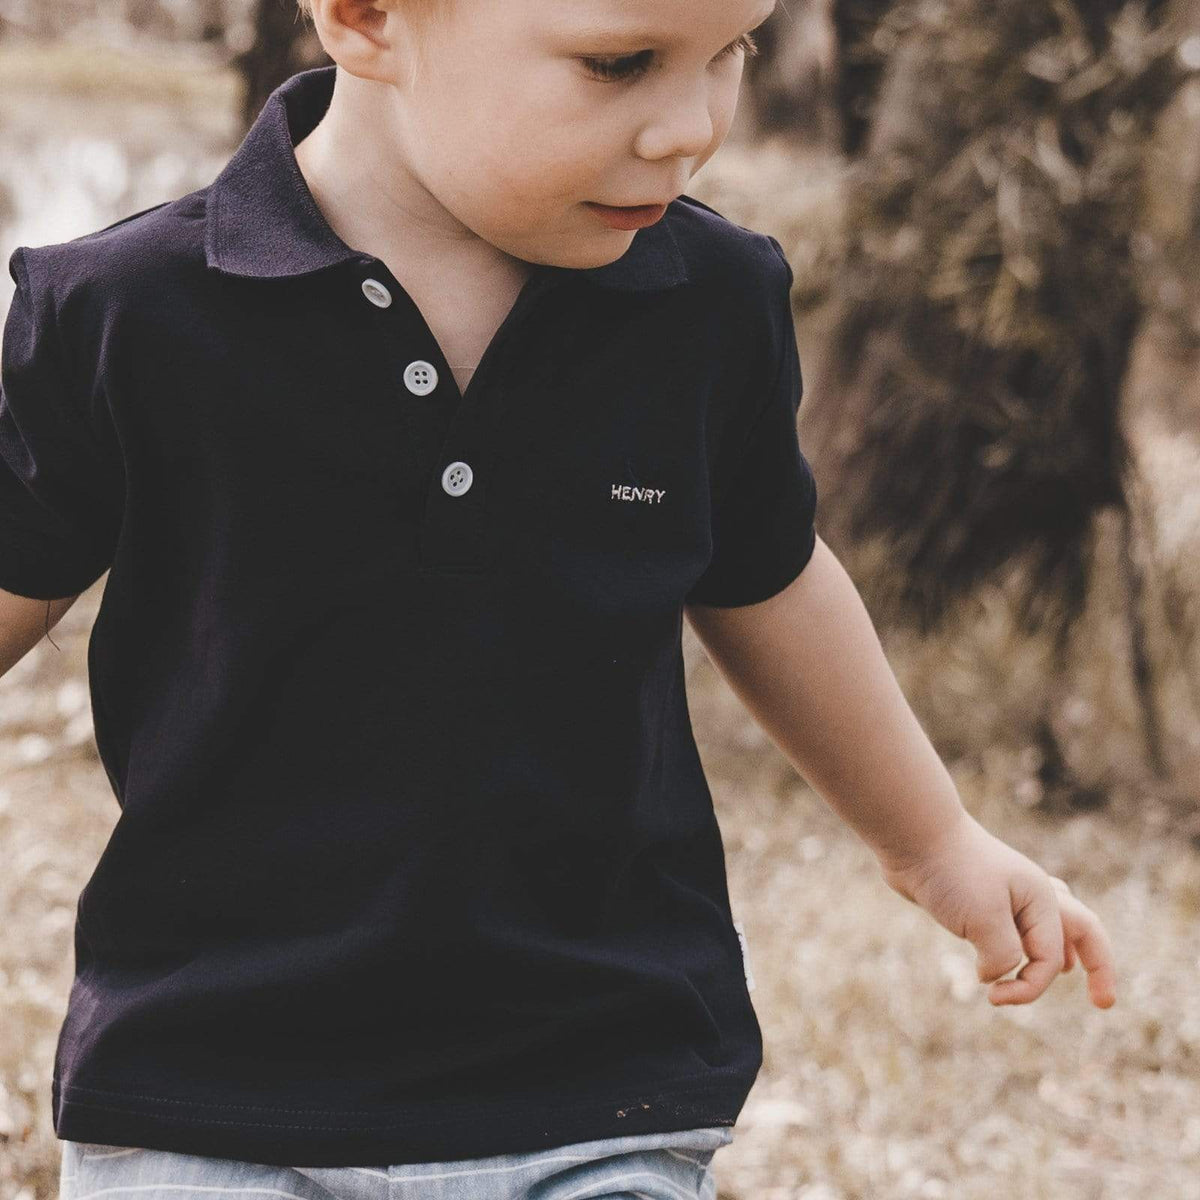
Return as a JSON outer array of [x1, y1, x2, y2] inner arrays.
[[232, 0, 331, 131]]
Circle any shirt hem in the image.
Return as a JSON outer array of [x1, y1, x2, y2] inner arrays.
[[52, 1066, 756, 1167]]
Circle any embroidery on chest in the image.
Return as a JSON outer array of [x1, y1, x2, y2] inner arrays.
[[610, 483, 667, 505]]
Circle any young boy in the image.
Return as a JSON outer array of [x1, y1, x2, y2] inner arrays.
[[1, 0, 1116, 1194]]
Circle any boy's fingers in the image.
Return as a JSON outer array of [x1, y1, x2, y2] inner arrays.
[[1051, 882, 1117, 1006], [1051, 878, 1075, 970], [1063, 901, 1118, 1008], [983, 879, 1063, 1005]]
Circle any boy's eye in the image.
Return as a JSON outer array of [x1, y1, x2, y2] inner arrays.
[[580, 31, 759, 83]]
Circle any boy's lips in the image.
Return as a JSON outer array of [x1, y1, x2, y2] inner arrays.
[[584, 201, 670, 230]]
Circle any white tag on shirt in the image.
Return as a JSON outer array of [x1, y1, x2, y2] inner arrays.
[[732, 918, 756, 992]]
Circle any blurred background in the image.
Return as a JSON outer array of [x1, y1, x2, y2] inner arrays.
[[2, 1, 1200, 1197]]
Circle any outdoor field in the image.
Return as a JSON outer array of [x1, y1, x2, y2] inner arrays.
[[3, 7, 1200, 1197]]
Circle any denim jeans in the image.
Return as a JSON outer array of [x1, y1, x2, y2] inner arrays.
[[60, 1125, 735, 1200]]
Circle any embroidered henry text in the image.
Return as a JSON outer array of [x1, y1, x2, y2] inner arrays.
[[611, 484, 666, 504]]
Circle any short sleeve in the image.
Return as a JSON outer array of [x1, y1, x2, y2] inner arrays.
[[684, 235, 818, 608], [0, 246, 124, 600]]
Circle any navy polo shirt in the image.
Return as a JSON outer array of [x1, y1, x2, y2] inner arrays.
[[0, 65, 818, 1167]]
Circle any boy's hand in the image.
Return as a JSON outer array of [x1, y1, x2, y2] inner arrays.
[[878, 812, 1117, 1010]]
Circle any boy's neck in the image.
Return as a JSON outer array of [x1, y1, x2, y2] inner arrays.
[[292, 72, 532, 298]]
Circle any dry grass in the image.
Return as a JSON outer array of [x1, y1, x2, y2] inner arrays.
[[2, 38, 1199, 1200]]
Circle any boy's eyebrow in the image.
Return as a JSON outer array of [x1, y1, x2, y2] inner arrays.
[[553, 1, 777, 47]]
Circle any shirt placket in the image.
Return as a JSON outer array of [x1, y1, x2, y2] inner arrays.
[[354, 259, 565, 575]]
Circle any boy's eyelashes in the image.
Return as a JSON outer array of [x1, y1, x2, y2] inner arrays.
[[579, 31, 760, 83]]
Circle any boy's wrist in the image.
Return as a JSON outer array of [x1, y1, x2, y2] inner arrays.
[[870, 802, 974, 876]]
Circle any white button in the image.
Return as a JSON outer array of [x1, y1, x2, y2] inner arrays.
[[404, 360, 439, 396], [361, 278, 392, 307], [441, 461, 474, 496]]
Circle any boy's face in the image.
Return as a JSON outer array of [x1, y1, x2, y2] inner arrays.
[[318, 0, 778, 269]]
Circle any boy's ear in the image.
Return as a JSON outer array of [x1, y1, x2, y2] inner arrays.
[[304, 0, 431, 92]]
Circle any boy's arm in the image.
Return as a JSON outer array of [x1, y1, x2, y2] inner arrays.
[[688, 534, 965, 869], [0, 588, 82, 677], [684, 533, 1117, 1010]]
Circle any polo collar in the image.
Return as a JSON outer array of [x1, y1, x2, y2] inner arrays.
[[205, 65, 689, 292]]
